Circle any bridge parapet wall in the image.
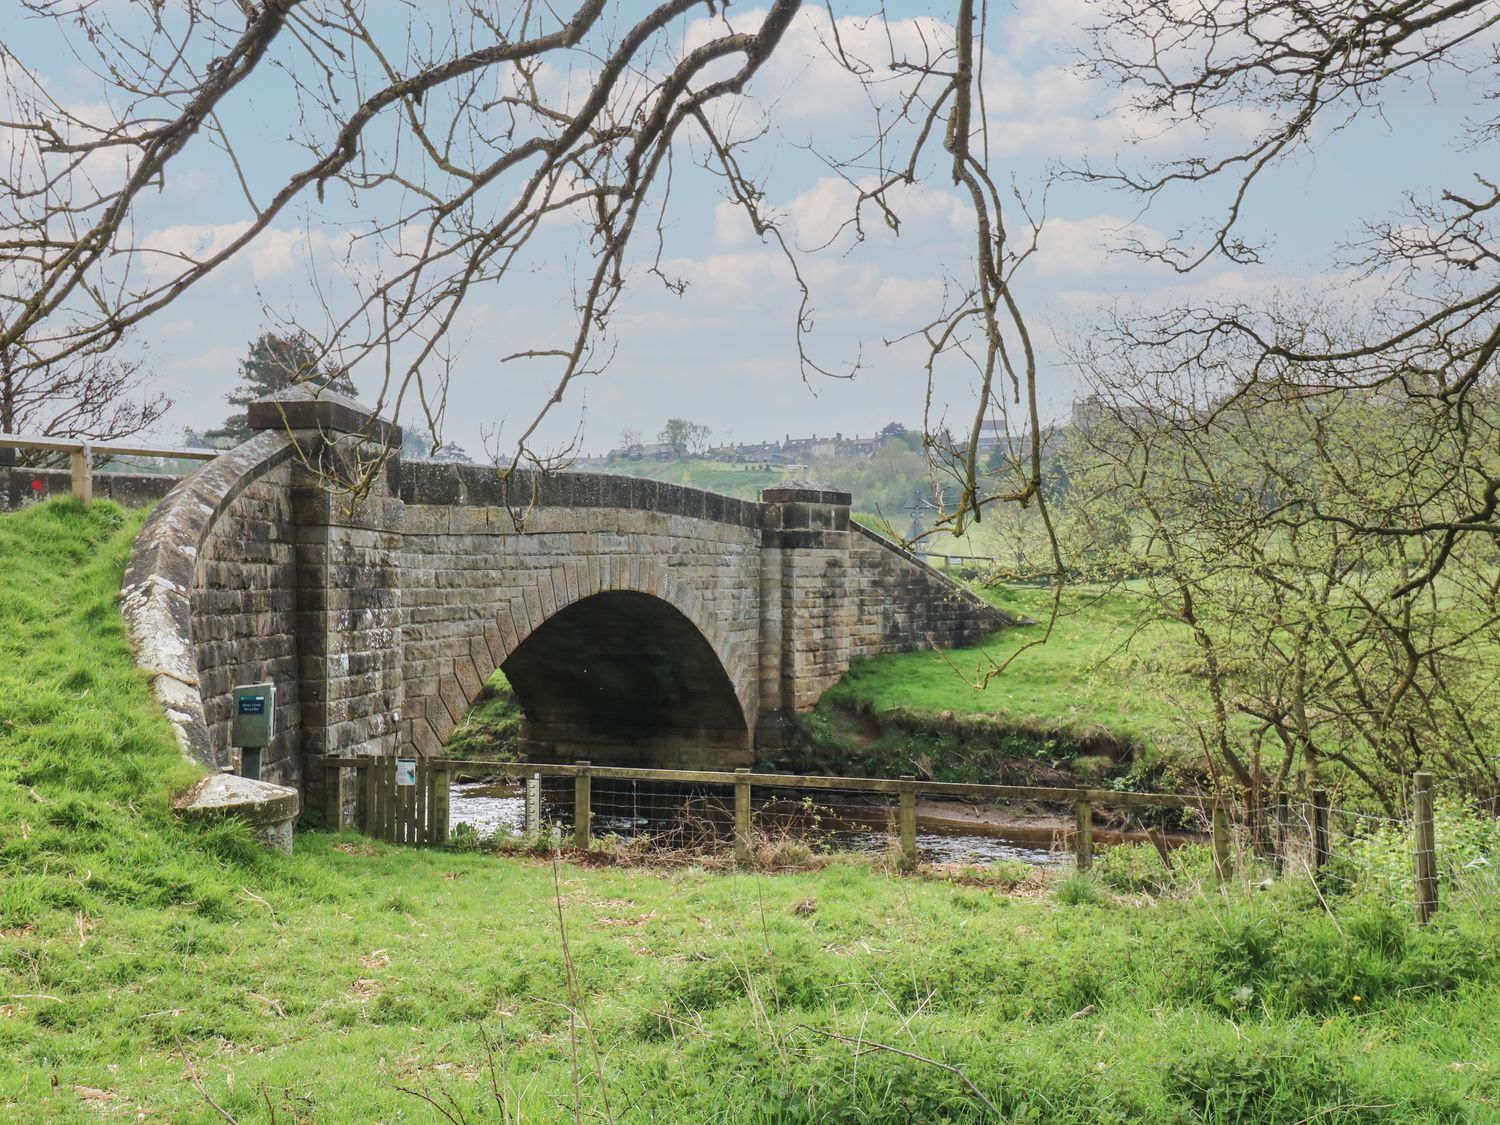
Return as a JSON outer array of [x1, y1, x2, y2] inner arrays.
[[849, 524, 1016, 656], [400, 460, 764, 528], [121, 430, 301, 779]]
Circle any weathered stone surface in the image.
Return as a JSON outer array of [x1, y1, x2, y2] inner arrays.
[[174, 773, 300, 855], [120, 430, 297, 774], [0, 467, 182, 511], [246, 383, 402, 450], [122, 393, 1014, 827]]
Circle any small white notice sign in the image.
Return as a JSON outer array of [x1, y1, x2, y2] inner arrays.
[[395, 757, 417, 786]]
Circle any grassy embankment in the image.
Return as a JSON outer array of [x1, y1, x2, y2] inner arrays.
[[3, 498, 1500, 1121], [787, 581, 1208, 790]]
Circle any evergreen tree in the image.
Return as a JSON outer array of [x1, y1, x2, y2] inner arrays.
[[203, 332, 356, 444], [400, 428, 471, 463]]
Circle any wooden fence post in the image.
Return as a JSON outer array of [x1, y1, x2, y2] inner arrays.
[[525, 773, 542, 839], [414, 759, 424, 843], [323, 763, 341, 830], [1414, 771, 1438, 925], [433, 766, 450, 844], [70, 442, 92, 507], [1212, 801, 1230, 882], [734, 768, 752, 866], [1275, 793, 1288, 875], [1312, 789, 1330, 870], [1074, 798, 1093, 871], [899, 776, 918, 869], [574, 761, 591, 849], [390, 759, 402, 846], [361, 757, 376, 836], [372, 755, 386, 841]]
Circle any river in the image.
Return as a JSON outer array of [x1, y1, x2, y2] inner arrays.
[[449, 777, 1073, 867]]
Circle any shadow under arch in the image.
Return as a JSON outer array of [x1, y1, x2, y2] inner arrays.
[[500, 590, 752, 767]]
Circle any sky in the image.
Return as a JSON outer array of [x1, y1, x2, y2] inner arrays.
[[2, 1, 1492, 459]]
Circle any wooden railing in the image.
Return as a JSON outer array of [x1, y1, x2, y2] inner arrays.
[[0, 432, 217, 506], [323, 756, 1230, 876]]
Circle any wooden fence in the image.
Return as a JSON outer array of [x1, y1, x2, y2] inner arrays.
[[0, 432, 216, 506], [323, 755, 451, 844], [319, 759, 1461, 924], [322, 756, 1228, 876]]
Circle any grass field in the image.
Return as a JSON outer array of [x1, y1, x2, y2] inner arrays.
[[826, 584, 1191, 741], [3, 498, 1500, 1121], [796, 582, 1212, 787], [581, 458, 787, 500]]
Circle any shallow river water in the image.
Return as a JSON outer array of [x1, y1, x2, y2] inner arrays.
[[449, 779, 1071, 867]]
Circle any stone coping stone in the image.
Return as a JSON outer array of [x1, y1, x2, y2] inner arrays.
[[176, 772, 300, 823], [247, 384, 401, 448], [175, 773, 300, 827], [761, 480, 852, 505], [400, 463, 766, 529]]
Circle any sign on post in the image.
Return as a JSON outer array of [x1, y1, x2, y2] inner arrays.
[[395, 758, 417, 787], [231, 683, 275, 747], [231, 682, 275, 781]]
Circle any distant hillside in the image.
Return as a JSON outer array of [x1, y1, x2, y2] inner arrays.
[[576, 458, 786, 500]]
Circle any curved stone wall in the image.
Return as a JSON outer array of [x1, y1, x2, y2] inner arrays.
[[120, 431, 298, 775]]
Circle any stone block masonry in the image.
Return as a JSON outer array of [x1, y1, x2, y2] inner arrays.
[[0, 466, 183, 512], [123, 387, 1017, 824]]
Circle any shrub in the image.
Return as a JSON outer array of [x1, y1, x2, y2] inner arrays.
[[757, 837, 816, 870]]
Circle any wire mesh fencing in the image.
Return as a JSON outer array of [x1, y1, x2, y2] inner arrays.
[[414, 760, 1232, 876], [1265, 773, 1500, 924], [749, 783, 902, 866], [325, 757, 1498, 924]]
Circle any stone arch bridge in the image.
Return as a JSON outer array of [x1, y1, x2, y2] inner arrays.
[[122, 390, 1012, 813]]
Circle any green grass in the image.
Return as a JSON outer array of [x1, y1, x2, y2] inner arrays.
[[583, 458, 788, 500], [803, 583, 1207, 786], [444, 669, 523, 760], [6, 498, 1500, 1122]]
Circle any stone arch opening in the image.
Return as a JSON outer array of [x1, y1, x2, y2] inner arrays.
[[499, 590, 752, 767]]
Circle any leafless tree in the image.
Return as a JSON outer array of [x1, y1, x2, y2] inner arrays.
[[0, 320, 168, 462], [1074, 0, 1500, 587], [1061, 348, 1500, 818], [0, 0, 1053, 561]]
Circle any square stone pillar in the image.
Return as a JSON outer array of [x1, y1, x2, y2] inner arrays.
[[248, 388, 406, 821], [756, 481, 854, 747]]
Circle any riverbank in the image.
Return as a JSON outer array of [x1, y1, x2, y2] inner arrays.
[[5, 499, 1499, 1121]]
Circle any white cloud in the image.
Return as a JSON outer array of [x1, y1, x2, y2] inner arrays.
[[871, 276, 945, 319], [136, 220, 356, 287], [1034, 214, 1167, 279], [139, 221, 255, 265], [714, 200, 755, 248], [780, 176, 968, 252]]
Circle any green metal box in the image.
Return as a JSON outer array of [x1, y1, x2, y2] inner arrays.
[[231, 682, 276, 749]]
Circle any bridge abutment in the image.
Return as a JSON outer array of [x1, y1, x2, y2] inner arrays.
[[246, 393, 406, 818], [755, 482, 855, 747]]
